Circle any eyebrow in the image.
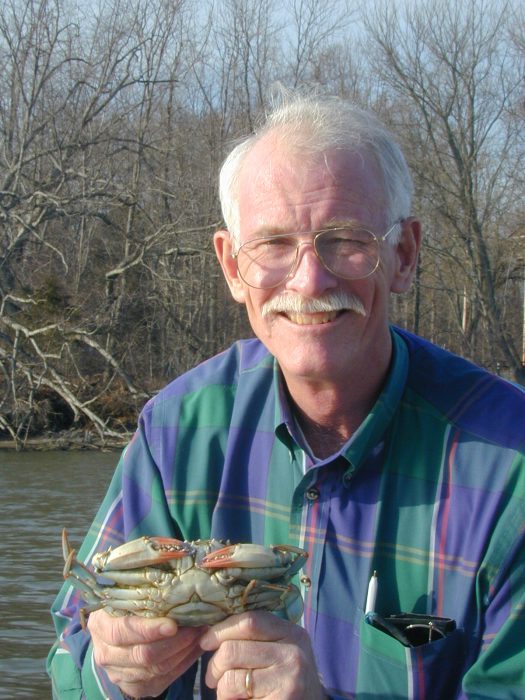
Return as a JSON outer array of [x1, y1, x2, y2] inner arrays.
[[251, 219, 366, 238]]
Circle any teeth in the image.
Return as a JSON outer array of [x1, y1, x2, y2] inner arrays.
[[286, 311, 339, 325]]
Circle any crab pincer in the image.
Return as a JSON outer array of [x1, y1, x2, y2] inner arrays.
[[91, 536, 195, 572]]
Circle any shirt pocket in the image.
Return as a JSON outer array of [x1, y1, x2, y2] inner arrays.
[[356, 613, 466, 700]]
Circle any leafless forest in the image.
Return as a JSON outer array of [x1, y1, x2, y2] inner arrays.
[[1, 0, 524, 447]]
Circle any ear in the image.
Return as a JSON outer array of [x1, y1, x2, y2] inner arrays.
[[390, 217, 422, 294], [213, 229, 247, 304]]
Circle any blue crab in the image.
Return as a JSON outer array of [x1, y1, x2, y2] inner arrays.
[[62, 530, 308, 626]]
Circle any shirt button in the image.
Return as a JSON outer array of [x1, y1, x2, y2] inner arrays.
[[343, 472, 353, 488], [306, 487, 320, 501], [300, 575, 312, 588]]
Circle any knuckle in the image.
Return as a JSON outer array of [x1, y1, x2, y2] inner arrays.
[[105, 668, 125, 686], [90, 612, 131, 646], [237, 611, 260, 636], [86, 609, 105, 636], [151, 658, 174, 676], [289, 621, 308, 642], [107, 665, 148, 687], [213, 639, 237, 668], [130, 643, 156, 668], [92, 640, 110, 668], [290, 624, 314, 654], [218, 668, 238, 694], [293, 644, 311, 669]]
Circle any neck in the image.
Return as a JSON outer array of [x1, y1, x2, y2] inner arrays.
[[290, 387, 373, 459], [283, 353, 392, 460], [295, 409, 359, 459]]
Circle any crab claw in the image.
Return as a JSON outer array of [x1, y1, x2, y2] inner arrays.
[[201, 543, 283, 569], [201, 543, 308, 579], [92, 536, 194, 572]]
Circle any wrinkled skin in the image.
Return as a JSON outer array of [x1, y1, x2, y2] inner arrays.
[[88, 609, 328, 699], [201, 611, 328, 700], [88, 611, 205, 698]]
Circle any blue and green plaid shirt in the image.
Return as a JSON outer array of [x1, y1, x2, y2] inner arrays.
[[49, 327, 525, 699]]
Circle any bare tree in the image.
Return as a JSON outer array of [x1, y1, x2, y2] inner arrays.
[[362, 0, 525, 379], [281, 0, 355, 87], [2, 0, 523, 448], [0, 0, 201, 446]]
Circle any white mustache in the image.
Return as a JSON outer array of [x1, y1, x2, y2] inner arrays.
[[261, 291, 366, 318]]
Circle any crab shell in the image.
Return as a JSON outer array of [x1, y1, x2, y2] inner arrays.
[[62, 530, 308, 626]]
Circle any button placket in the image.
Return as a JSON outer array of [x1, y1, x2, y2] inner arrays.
[[301, 471, 333, 638]]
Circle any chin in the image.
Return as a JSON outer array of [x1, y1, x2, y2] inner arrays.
[[277, 351, 348, 382]]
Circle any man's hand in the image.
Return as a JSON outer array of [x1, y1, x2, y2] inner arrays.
[[88, 610, 206, 698], [200, 612, 328, 700]]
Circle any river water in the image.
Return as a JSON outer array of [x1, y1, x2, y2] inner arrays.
[[0, 449, 120, 699]]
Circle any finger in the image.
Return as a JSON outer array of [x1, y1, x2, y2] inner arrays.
[[202, 616, 320, 697], [104, 634, 203, 685], [88, 610, 178, 646], [204, 641, 265, 694], [200, 611, 293, 651], [115, 668, 178, 700], [209, 655, 319, 700], [209, 667, 267, 698], [94, 625, 205, 670]]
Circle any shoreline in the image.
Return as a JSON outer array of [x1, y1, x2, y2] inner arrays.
[[0, 430, 130, 451]]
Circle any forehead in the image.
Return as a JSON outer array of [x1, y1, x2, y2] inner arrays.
[[236, 133, 388, 236]]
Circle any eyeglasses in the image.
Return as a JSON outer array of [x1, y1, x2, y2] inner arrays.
[[232, 221, 401, 289]]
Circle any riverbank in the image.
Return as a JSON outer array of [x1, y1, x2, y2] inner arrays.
[[0, 428, 130, 451]]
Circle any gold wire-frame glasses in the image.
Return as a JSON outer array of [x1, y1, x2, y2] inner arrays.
[[232, 221, 402, 289]]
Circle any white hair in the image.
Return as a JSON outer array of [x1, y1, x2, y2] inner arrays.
[[219, 93, 413, 247]]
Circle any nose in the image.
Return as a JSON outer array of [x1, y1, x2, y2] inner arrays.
[[285, 240, 338, 296]]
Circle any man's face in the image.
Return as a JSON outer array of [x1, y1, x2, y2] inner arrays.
[[215, 135, 420, 388]]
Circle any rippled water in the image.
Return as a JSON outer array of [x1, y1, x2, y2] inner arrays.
[[0, 449, 120, 699]]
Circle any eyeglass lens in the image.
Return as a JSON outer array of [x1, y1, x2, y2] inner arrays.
[[236, 228, 380, 289]]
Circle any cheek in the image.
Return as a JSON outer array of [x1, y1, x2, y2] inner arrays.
[[244, 287, 261, 307], [243, 289, 270, 326], [347, 278, 390, 320], [244, 292, 289, 344]]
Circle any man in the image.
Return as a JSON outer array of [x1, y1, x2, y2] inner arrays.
[[49, 94, 525, 699]]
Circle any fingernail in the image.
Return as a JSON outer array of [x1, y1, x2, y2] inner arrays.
[[199, 633, 213, 650], [159, 620, 177, 636]]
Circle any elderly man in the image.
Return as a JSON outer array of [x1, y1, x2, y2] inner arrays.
[[49, 95, 525, 700]]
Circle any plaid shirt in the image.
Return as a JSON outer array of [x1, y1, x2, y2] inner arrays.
[[49, 327, 525, 699]]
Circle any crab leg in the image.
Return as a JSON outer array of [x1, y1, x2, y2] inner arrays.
[[240, 579, 304, 623], [62, 530, 100, 598]]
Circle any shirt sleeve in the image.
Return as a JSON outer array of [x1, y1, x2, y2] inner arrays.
[[460, 467, 525, 699], [46, 418, 196, 699]]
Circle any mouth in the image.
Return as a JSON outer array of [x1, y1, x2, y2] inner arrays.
[[282, 310, 344, 325], [261, 292, 367, 324]]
